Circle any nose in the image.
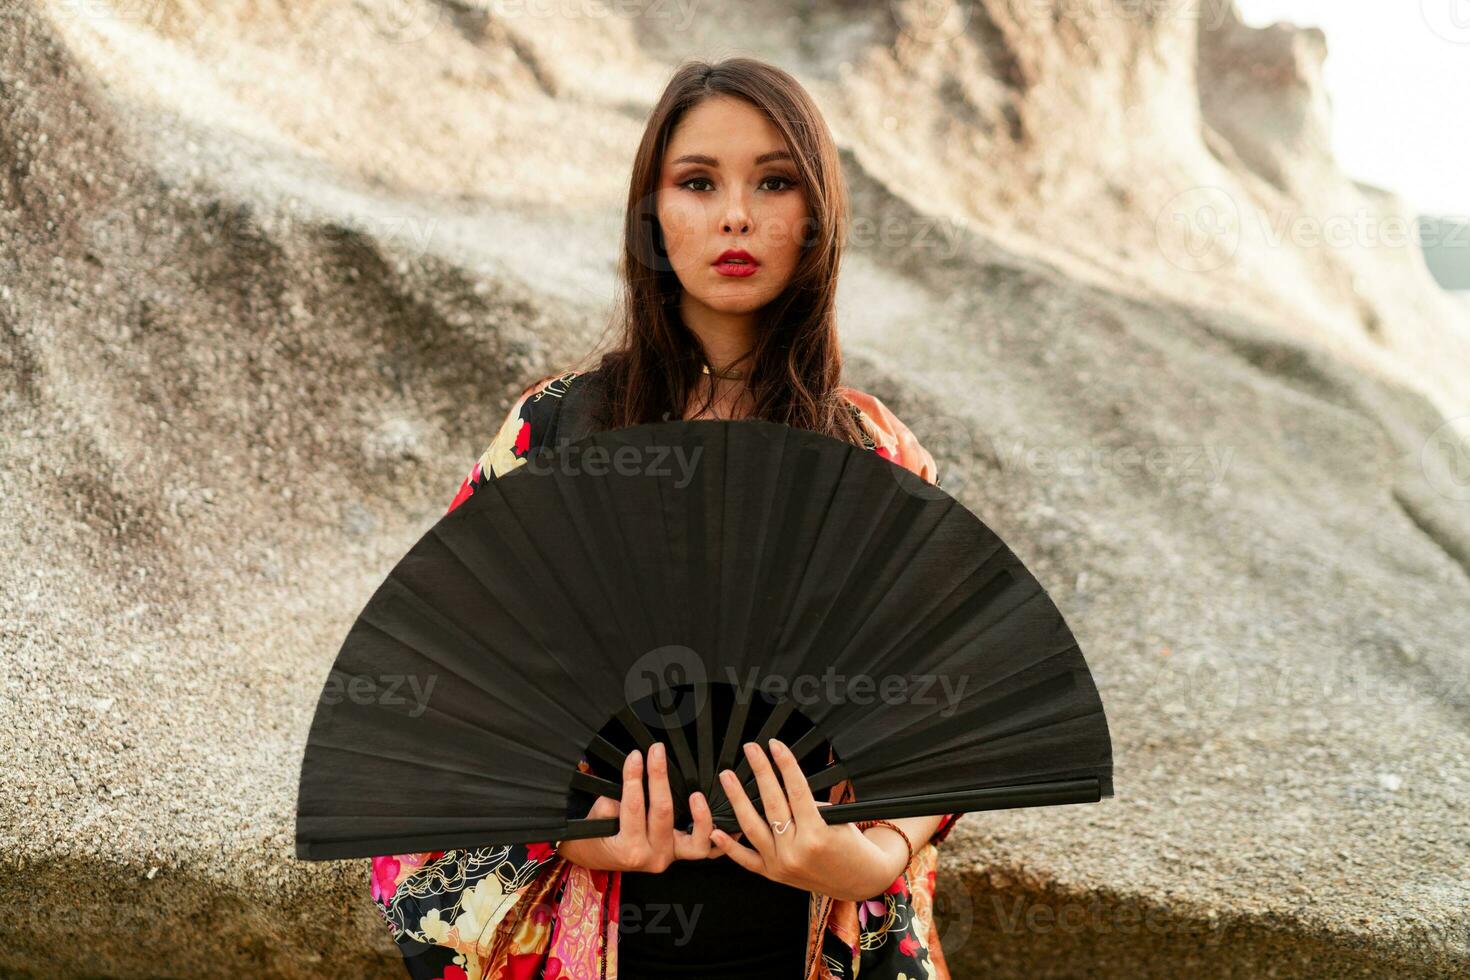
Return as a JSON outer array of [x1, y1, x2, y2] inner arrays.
[[721, 191, 751, 235]]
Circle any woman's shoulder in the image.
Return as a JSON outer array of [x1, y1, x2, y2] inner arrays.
[[834, 385, 940, 486], [475, 367, 592, 481], [514, 366, 592, 406], [833, 385, 911, 451]]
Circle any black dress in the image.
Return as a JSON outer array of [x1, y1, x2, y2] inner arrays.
[[617, 855, 811, 977]]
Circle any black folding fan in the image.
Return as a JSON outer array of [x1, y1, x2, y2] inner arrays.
[[295, 417, 1113, 860]]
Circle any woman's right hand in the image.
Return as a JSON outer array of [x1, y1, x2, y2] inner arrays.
[[555, 743, 724, 871]]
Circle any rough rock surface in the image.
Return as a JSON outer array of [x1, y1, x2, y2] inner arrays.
[[2, 1, 1467, 976]]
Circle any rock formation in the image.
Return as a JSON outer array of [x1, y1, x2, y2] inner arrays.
[[2, 1, 1466, 975]]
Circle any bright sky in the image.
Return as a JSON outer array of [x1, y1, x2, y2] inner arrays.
[[1233, 1, 1470, 218]]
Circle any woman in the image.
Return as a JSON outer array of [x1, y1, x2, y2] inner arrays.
[[371, 57, 962, 979]]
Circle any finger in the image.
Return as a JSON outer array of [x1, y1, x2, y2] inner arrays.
[[742, 741, 791, 830], [709, 826, 764, 874], [644, 742, 675, 858], [674, 791, 715, 860], [692, 791, 716, 851], [618, 749, 646, 843], [768, 738, 823, 830], [719, 765, 773, 858], [586, 795, 620, 820]]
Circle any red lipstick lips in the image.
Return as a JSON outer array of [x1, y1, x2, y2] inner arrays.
[[713, 248, 759, 278]]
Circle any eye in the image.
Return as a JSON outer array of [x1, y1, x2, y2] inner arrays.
[[678, 174, 797, 193]]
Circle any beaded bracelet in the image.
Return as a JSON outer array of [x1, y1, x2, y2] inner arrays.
[[857, 818, 914, 874]]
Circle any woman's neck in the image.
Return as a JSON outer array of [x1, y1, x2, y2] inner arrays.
[[678, 294, 755, 375], [676, 294, 760, 420], [684, 382, 753, 420]]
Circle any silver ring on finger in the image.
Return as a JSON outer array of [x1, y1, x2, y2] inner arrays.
[[770, 818, 792, 834]]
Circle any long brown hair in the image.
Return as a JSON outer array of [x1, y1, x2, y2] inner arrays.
[[571, 57, 866, 446]]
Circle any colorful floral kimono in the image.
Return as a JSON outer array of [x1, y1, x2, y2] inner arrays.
[[371, 369, 962, 980]]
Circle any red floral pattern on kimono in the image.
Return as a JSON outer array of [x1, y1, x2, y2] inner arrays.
[[371, 370, 960, 980]]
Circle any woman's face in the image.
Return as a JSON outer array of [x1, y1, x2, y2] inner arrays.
[[656, 95, 811, 317]]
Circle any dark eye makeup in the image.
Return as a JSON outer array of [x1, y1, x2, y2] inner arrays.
[[676, 173, 799, 193]]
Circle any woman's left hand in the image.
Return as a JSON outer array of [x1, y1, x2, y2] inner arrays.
[[708, 738, 907, 902]]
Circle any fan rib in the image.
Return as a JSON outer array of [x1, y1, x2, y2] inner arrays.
[[804, 761, 850, 794], [614, 704, 693, 802], [820, 546, 1014, 713], [719, 697, 796, 799], [585, 733, 627, 771], [570, 769, 622, 799], [656, 694, 701, 800], [374, 566, 600, 737], [555, 433, 666, 665], [316, 657, 581, 776], [820, 588, 1069, 743], [814, 778, 1102, 823], [459, 478, 626, 696], [695, 680, 714, 797], [703, 687, 755, 814], [769, 452, 897, 661], [306, 738, 565, 796], [836, 642, 1080, 762], [843, 661, 1104, 789], [719, 422, 792, 677], [797, 489, 962, 679]]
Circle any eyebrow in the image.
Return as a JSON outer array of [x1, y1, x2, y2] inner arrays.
[[668, 150, 794, 167]]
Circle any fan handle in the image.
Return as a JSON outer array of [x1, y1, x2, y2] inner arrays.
[[809, 777, 1103, 826], [557, 777, 1103, 840]]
